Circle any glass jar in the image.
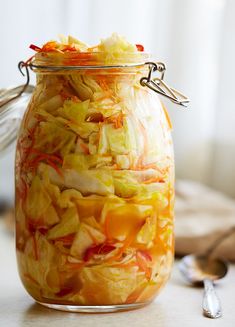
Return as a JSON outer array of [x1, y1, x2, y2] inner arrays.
[[12, 50, 187, 312]]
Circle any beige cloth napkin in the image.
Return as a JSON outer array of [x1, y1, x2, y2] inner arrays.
[[175, 180, 235, 261]]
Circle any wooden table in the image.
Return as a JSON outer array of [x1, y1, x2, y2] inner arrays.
[[0, 221, 234, 327]]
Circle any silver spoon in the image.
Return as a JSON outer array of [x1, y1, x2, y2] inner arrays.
[[179, 227, 235, 318], [179, 254, 227, 318]]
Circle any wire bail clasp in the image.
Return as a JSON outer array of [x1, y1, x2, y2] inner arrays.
[[0, 61, 30, 110], [140, 62, 190, 107]]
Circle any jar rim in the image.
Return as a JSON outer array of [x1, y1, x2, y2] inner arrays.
[[30, 51, 151, 72]]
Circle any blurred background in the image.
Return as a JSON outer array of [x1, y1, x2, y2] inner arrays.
[[1, 0, 235, 203]]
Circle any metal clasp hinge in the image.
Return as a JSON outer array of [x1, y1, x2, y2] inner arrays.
[[140, 62, 190, 107]]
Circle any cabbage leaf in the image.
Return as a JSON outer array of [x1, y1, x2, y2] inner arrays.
[[47, 206, 80, 239]]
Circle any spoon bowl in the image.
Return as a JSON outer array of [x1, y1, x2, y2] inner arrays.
[[179, 254, 228, 285]]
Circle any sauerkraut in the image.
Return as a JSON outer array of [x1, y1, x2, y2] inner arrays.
[[15, 34, 174, 307]]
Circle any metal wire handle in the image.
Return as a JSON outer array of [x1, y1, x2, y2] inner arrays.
[[140, 62, 190, 107], [0, 62, 30, 111]]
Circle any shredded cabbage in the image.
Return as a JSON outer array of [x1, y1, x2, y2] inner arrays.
[[38, 163, 114, 196], [47, 206, 80, 239], [34, 121, 76, 157], [79, 266, 139, 304], [57, 99, 90, 123], [70, 223, 106, 258], [98, 33, 137, 53], [25, 176, 52, 221]]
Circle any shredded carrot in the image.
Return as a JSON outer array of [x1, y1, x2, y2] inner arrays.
[[80, 142, 90, 154], [47, 159, 63, 177], [62, 45, 78, 52], [136, 251, 152, 279], [106, 113, 124, 129], [136, 44, 144, 52], [27, 154, 48, 167], [142, 177, 162, 184], [125, 283, 147, 304], [38, 228, 48, 235], [105, 232, 137, 263], [97, 77, 117, 100], [111, 262, 137, 269], [17, 178, 28, 202], [28, 149, 63, 164], [98, 78, 110, 91], [64, 263, 85, 270], [63, 52, 94, 66], [138, 250, 152, 261], [83, 244, 116, 262], [53, 234, 76, 246], [162, 101, 173, 130], [29, 44, 41, 52], [41, 41, 58, 52], [24, 55, 35, 66], [32, 235, 39, 260]]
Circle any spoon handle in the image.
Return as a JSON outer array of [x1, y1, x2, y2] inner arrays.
[[202, 279, 222, 318]]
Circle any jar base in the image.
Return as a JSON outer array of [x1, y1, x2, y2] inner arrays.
[[37, 301, 150, 313]]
